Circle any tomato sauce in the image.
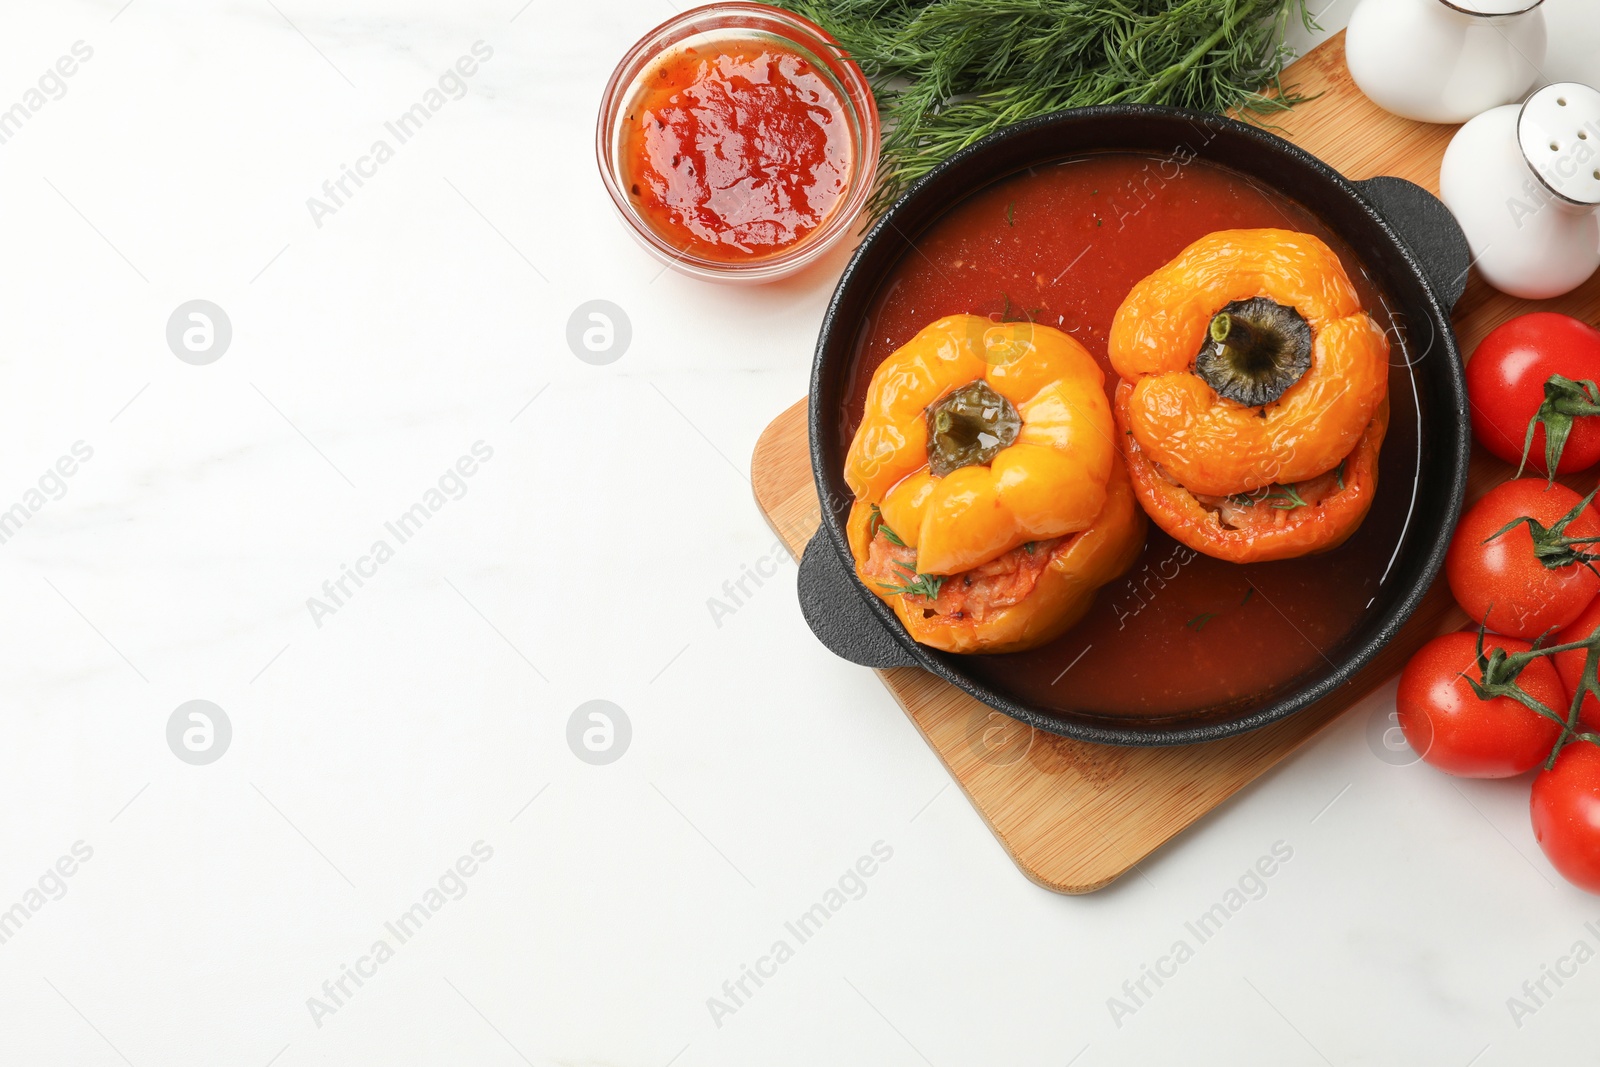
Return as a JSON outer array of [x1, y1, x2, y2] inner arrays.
[[621, 36, 852, 261], [841, 154, 1422, 721]]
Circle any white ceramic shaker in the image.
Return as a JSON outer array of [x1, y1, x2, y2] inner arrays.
[[1439, 83, 1600, 300], [1345, 0, 1547, 124]]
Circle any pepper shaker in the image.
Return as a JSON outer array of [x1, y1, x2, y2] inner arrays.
[[1440, 82, 1600, 300], [1345, 0, 1547, 124]]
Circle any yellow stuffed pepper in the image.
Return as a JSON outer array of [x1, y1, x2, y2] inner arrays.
[[844, 315, 1145, 654], [1109, 229, 1390, 563]]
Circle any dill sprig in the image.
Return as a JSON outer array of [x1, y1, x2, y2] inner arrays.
[[866, 507, 941, 596], [1227, 482, 1309, 510], [879, 561, 946, 599], [1268, 484, 1309, 510], [776, 0, 1316, 215], [868, 504, 907, 546]]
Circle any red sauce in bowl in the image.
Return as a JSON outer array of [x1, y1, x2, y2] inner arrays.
[[620, 37, 853, 261]]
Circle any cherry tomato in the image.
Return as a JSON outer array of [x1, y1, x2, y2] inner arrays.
[[1554, 594, 1600, 733], [1396, 632, 1565, 777], [1531, 741, 1600, 894], [1445, 479, 1600, 640], [1467, 313, 1600, 476]]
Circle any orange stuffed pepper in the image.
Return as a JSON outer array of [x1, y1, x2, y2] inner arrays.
[[1108, 228, 1390, 564], [844, 315, 1145, 654]]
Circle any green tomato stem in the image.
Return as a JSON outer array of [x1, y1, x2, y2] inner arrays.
[[1519, 375, 1600, 483]]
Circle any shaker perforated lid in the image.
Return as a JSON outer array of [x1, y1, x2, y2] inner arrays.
[[1519, 82, 1600, 207]]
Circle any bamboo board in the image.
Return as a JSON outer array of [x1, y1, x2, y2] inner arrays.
[[751, 31, 1600, 893]]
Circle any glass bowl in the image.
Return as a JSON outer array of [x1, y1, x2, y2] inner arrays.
[[595, 2, 880, 284]]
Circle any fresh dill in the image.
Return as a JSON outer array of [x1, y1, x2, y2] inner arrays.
[[1268, 485, 1309, 510], [867, 512, 940, 596], [879, 561, 946, 599], [1229, 483, 1309, 510], [869, 504, 907, 546], [772, 0, 1317, 215]]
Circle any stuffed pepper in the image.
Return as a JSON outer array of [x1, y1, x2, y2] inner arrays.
[[1108, 228, 1390, 563], [844, 314, 1145, 654]]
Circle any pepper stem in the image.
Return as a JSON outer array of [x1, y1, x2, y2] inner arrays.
[[925, 381, 1021, 478], [1209, 312, 1260, 354], [1193, 298, 1312, 407]]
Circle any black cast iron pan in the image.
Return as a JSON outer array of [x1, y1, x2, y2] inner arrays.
[[798, 105, 1472, 747]]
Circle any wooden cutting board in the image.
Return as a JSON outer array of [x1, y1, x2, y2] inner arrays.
[[751, 31, 1600, 893]]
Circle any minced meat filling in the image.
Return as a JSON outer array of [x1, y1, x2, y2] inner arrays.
[[1158, 461, 1347, 531], [863, 531, 1068, 622]]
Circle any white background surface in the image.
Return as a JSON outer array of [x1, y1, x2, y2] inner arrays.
[[3, 0, 1600, 1064]]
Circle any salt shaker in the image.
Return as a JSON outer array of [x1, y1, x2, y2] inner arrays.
[[1439, 83, 1600, 300], [1345, 0, 1547, 124]]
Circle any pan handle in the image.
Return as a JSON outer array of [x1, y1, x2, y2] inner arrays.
[[1355, 175, 1471, 313], [798, 530, 919, 669]]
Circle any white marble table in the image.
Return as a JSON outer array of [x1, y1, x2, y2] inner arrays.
[[2, 1, 1598, 1063]]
